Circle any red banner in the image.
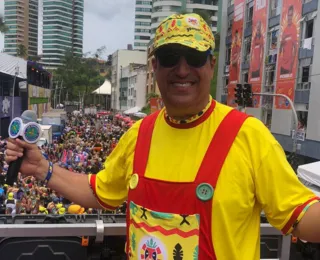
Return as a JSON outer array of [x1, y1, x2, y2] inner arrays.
[[150, 97, 164, 114], [248, 0, 268, 108], [275, 0, 302, 109], [227, 0, 245, 107]]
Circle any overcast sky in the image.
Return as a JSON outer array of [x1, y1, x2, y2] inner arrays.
[[0, 0, 135, 58]]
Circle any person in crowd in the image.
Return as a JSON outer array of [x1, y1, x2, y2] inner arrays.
[[0, 110, 130, 216]]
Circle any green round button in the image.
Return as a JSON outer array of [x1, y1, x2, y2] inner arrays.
[[196, 183, 214, 201]]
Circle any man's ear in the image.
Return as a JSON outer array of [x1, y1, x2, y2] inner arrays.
[[152, 57, 157, 71], [211, 56, 216, 69], [210, 56, 216, 79]]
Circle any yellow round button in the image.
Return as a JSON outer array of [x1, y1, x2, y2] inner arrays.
[[129, 173, 139, 189]]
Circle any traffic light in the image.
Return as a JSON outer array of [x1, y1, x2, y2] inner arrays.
[[243, 83, 253, 107], [234, 84, 243, 106]]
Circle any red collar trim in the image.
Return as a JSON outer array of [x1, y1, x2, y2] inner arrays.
[[164, 100, 216, 129]]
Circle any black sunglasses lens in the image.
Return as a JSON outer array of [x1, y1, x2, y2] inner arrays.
[[186, 52, 208, 68], [156, 49, 209, 68], [157, 52, 180, 68]]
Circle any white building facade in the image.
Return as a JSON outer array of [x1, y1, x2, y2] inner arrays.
[[111, 49, 147, 111], [120, 64, 147, 112]]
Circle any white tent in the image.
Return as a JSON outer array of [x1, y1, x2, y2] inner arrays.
[[297, 161, 320, 197], [92, 80, 111, 95], [0, 53, 27, 79], [123, 106, 141, 115], [133, 112, 147, 118]]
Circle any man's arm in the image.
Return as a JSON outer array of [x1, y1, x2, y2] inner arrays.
[[36, 159, 101, 209], [293, 203, 320, 242], [249, 118, 319, 238]]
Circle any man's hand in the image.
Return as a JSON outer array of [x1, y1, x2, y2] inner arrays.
[[5, 138, 48, 180]]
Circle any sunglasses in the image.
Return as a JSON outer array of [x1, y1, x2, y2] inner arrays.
[[155, 48, 211, 68]]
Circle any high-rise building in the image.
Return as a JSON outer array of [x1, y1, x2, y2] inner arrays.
[[217, 0, 320, 161], [134, 0, 152, 51], [4, 0, 39, 57], [41, 0, 84, 69], [134, 0, 219, 52]]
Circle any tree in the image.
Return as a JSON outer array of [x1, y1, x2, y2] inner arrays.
[[94, 45, 106, 59], [17, 44, 27, 58], [0, 16, 8, 34], [53, 49, 105, 105]]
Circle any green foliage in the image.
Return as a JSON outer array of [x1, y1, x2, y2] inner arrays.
[[210, 50, 219, 99], [0, 16, 8, 33], [141, 92, 160, 115], [17, 44, 27, 58], [146, 92, 159, 102], [53, 49, 105, 105], [141, 105, 151, 115]]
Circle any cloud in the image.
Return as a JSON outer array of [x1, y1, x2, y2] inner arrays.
[[84, 0, 134, 21], [83, 0, 135, 55], [0, 1, 136, 57]]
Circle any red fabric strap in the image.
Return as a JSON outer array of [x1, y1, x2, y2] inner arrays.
[[133, 111, 160, 176], [195, 109, 249, 185]]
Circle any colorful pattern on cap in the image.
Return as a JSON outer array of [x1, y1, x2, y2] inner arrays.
[[154, 13, 215, 53]]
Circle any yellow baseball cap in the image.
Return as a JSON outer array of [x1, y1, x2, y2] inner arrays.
[[152, 13, 215, 55]]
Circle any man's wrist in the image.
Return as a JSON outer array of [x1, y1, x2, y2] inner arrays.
[[36, 159, 50, 181]]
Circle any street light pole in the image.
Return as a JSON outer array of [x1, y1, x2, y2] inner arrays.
[[252, 92, 299, 153], [11, 65, 19, 119]]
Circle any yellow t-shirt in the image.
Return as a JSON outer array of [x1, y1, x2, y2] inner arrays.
[[89, 101, 318, 260]]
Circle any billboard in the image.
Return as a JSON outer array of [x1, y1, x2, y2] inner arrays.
[[28, 85, 51, 118], [248, 0, 268, 108], [227, 0, 245, 107], [275, 0, 302, 109]]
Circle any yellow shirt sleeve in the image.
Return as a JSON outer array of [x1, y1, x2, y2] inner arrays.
[[88, 120, 141, 210], [252, 119, 319, 235]]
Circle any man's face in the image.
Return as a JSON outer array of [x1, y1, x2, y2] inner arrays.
[[288, 9, 293, 25], [152, 45, 215, 114]]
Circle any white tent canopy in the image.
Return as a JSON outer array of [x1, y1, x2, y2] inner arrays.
[[123, 106, 141, 114], [92, 80, 111, 95], [298, 161, 320, 197], [0, 53, 27, 79]]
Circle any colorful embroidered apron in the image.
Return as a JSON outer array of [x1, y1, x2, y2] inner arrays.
[[126, 109, 248, 260]]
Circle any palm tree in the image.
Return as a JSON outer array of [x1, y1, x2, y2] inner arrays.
[[17, 44, 28, 58], [0, 16, 8, 33]]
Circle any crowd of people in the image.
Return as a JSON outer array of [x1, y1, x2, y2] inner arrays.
[[0, 111, 133, 216]]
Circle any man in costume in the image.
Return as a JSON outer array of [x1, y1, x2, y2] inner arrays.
[[5, 13, 320, 259]]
